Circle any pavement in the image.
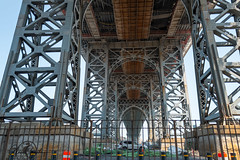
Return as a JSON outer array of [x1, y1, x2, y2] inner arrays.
[[79, 155, 207, 160]]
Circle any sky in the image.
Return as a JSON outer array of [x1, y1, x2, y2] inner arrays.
[[0, 1, 200, 120]]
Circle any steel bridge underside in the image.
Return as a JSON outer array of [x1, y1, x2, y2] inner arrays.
[[0, 0, 239, 141]]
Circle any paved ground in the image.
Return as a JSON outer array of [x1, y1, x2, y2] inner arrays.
[[79, 155, 207, 160]]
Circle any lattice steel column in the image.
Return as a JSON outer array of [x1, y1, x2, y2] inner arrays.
[[0, 0, 81, 123], [106, 79, 118, 138], [150, 76, 163, 140], [191, 0, 240, 123], [159, 40, 191, 130], [82, 44, 108, 135]]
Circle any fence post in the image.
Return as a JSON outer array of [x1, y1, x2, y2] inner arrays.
[[139, 149, 144, 160], [207, 153, 212, 160], [117, 150, 122, 160], [183, 152, 189, 160], [89, 120, 93, 160], [30, 150, 36, 160], [2, 123, 12, 160], [216, 121, 225, 160], [73, 151, 79, 160], [230, 153, 237, 160], [173, 121, 179, 160], [8, 150, 14, 160], [51, 150, 57, 160], [96, 151, 100, 160], [161, 151, 166, 160]]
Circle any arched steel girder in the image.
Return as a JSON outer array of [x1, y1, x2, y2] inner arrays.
[[109, 48, 160, 75], [117, 86, 151, 101], [118, 86, 152, 117]]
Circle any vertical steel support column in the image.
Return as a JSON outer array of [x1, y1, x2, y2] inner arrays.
[[159, 49, 169, 137], [150, 76, 163, 140], [106, 79, 118, 138], [82, 44, 108, 136], [0, 0, 81, 122], [159, 40, 191, 130], [191, 0, 240, 123]]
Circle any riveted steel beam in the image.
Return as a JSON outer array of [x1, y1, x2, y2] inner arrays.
[[191, 0, 240, 123], [0, 0, 82, 123]]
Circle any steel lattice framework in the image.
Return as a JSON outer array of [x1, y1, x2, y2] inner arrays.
[[0, 0, 81, 123], [191, 0, 240, 123], [160, 40, 191, 131], [0, 0, 239, 142], [81, 42, 191, 138]]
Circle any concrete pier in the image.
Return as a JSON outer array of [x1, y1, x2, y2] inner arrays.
[[185, 124, 240, 160], [0, 122, 93, 160]]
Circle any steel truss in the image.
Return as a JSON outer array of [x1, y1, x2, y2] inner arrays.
[[191, 0, 240, 123], [82, 42, 191, 139], [81, 44, 108, 135], [159, 40, 191, 132], [0, 0, 81, 123]]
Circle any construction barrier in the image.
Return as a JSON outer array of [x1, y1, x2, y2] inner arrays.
[[63, 151, 71, 160], [218, 152, 228, 160]]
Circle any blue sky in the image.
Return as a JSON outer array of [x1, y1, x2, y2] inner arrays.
[[0, 1, 200, 120]]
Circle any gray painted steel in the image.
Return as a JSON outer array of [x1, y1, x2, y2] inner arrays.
[[1, 0, 239, 142], [0, 0, 81, 123], [191, 0, 240, 123], [81, 42, 191, 139]]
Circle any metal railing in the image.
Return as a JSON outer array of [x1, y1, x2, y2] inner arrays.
[[0, 120, 239, 160]]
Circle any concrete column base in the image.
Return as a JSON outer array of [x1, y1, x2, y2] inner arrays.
[[0, 122, 92, 160], [185, 124, 240, 160]]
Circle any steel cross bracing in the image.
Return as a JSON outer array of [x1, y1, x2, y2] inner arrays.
[[81, 44, 109, 135], [159, 40, 191, 135], [0, 0, 81, 123], [109, 46, 162, 140], [191, 0, 240, 123], [82, 42, 191, 139], [112, 74, 162, 141]]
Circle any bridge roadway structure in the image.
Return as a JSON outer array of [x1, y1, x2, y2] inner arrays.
[[0, 0, 239, 142]]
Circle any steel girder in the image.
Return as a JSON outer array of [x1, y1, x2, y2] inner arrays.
[[0, 0, 81, 123], [108, 47, 160, 75], [191, 0, 240, 123], [159, 40, 191, 133]]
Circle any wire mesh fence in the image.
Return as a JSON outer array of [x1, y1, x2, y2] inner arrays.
[[0, 120, 239, 160]]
